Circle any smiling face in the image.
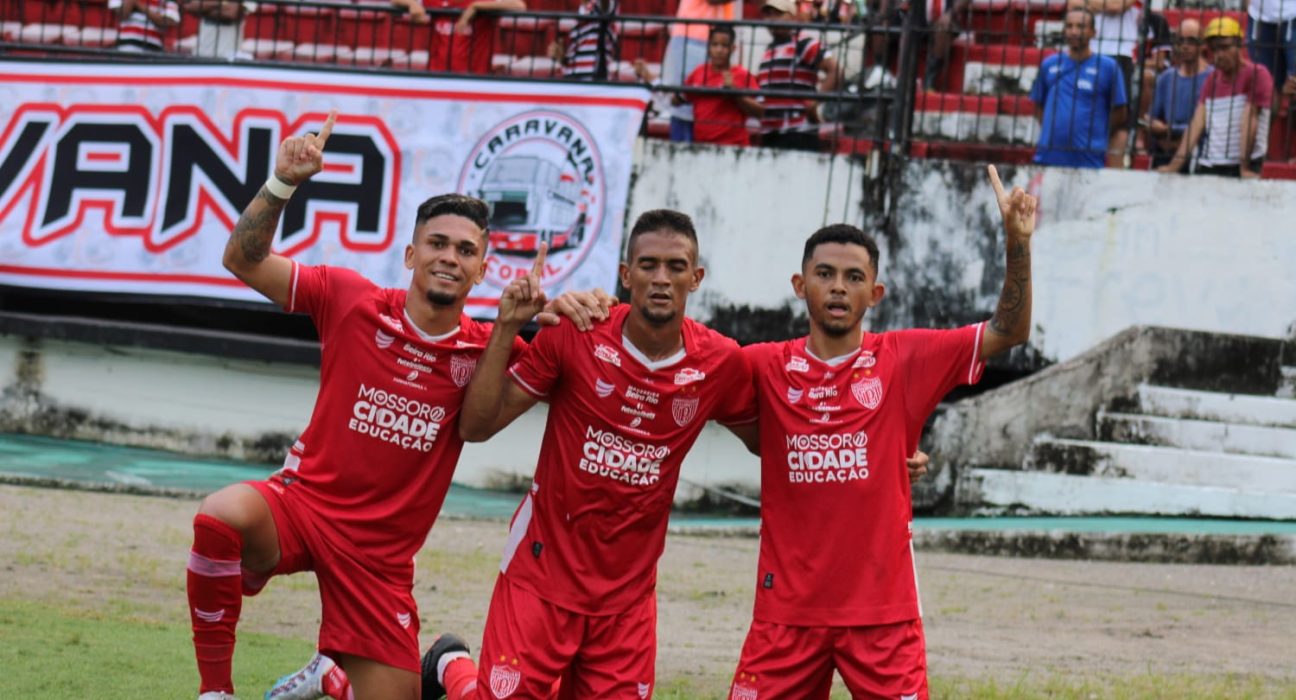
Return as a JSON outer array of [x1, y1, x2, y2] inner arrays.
[[619, 229, 703, 327], [794, 241, 885, 338], [404, 214, 487, 307]]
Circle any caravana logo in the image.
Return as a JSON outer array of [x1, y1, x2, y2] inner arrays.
[[458, 110, 606, 289], [0, 105, 400, 256]]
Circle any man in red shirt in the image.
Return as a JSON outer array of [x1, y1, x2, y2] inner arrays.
[[427, 0, 526, 74], [425, 210, 758, 699], [723, 165, 1036, 699], [681, 25, 764, 147], [185, 112, 605, 700]]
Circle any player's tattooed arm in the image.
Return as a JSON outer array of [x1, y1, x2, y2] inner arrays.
[[222, 111, 337, 307], [981, 165, 1036, 360]]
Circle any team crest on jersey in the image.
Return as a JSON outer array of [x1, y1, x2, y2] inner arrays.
[[786, 356, 809, 373], [374, 329, 395, 350], [489, 664, 521, 698], [450, 354, 477, 388], [851, 376, 883, 409], [672, 396, 700, 426], [594, 343, 622, 367], [853, 351, 876, 369], [637, 682, 650, 698], [674, 367, 706, 385], [786, 387, 804, 404], [595, 377, 616, 397], [731, 683, 758, 700]]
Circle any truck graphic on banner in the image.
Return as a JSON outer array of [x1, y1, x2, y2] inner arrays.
[[474, 155, 588, 255]]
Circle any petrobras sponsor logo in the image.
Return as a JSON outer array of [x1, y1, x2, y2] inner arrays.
[[786, 356, 810, 373], [489, 663, 521, 699], [595, 377, 616, 397], [450, 353, 476, 388], [379, 313, 404, 332], [808, 386, 838, 400], [625, 385, 660, 404], [348, 383, 444, 452], [397, 357, 434, 375], [375, 329, 395, 350], [594, 343, 622, 367], [672, 396, 700, 426], [579, 425, 668, 486], [784, 431, 870, 484], [786, 387, 804, 404], [620, 404, 656, 420], [853, 351, 876, 369], [851, 376, 884, 410], [395, 611, 412, 629], [403, 342, 436, 363], [674, 367, 705, 385]]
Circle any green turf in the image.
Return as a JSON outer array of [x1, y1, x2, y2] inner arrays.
[[0, 598, 314, 698]]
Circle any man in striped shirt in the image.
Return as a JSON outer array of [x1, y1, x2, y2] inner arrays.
[[549, 0, 618, 80], [1157, 17, 1274, 178], [757, 0, 840, 151], [112, 0, 180, 52]]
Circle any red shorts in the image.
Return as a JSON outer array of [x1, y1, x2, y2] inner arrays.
[[729, 618, 928, 700], [248, 479, 420, 673], [475, 575, 657, 700]]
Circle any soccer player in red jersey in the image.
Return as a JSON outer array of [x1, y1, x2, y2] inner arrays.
[[424, 209, 758, 699], [726, 165, 1037, 700], [185, 112, 606, 700]]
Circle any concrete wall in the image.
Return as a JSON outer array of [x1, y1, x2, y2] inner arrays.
[[628, 145, 1296, 364]]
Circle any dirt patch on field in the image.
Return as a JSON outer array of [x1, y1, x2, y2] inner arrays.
[[3, 485, 1295, 695]]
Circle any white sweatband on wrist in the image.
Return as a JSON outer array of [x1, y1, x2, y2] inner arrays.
[[264, 176, 297, 200]]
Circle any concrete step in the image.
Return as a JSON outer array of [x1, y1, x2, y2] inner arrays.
[[1136, 384, 1296, 428], [960, 468, 1296, 520], [1097, 411, 1296, 460], [1027, 438, 1296, 492]]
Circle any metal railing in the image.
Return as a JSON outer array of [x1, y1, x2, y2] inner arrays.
[[2, 0, 1292, 169]]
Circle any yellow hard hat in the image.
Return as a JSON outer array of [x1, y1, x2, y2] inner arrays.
[[1203, 16, 1243, 40]]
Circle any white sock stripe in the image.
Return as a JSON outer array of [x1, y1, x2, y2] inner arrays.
[[188, 550, 241, 577], [193, 607, 226, 623]]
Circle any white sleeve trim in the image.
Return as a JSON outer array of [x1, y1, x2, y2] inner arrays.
[[968, 322, 988, 385], [508, 366, 549, 399], [287, 261, 300, 313]]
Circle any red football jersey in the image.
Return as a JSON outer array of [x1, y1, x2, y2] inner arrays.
[[428, 0, 496, 74], [274, 263, 521, 566], [743, 324, 986, 626], [502, 304, 756, 614]]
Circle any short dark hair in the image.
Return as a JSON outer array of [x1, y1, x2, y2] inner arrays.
[[1065, 7, 1095, 29], [414, 194, 489, 238], [802, 224, 880, 273], [709, 25, 736, 43], [627, 209, 699, 260]]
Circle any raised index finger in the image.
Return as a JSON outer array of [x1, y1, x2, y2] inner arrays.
[[315, 110, 338, 147], [531, 242, 549, 279], [986, 164, 1007, 200]]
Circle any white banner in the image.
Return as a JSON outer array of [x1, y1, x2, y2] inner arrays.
[[0, 60, 649, 317]]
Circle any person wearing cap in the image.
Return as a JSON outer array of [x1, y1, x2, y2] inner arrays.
[[1244, 0, 1296, 114], [1029, 6, 1129, 168], [756, 0, 841, 151], [1158, 16, 1274, 178]]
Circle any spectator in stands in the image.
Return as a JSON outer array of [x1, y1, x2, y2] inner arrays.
[[863, 0, 968, 92], [634, 25, 763, 146], [111, 0, 180, 52], [1083, 0, 1169, 155], [1147, 18, 1212, 169], [182, 0, 254, 60], [549, 0, 618, 80], [661, 0, 744, 142], [426, 0, 526, 73], [757, 0, 840, 151], [1245, 0, 1296, 115], [1158, 17, 1273, 178], [392, 0, 432, 24], [1030, 7, 1129, 168]]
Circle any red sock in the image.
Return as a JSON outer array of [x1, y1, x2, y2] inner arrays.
[[187, 513, 244, 694], [444, 657, 479, 700]]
